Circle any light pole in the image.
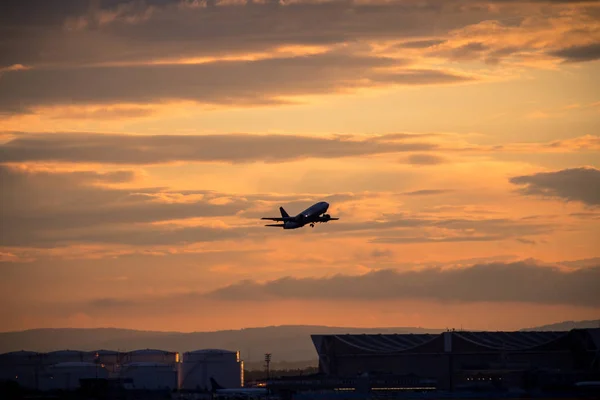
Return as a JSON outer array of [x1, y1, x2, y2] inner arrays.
[[264, 353, 271, 380]]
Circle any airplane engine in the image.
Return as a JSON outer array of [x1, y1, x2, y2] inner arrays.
[[322, 214, 331, 220]]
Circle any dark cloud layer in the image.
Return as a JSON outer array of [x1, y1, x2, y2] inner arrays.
[[206, 261, 600, 307], [395, 39, 447, 49], [549, 43, 600, 63], [371, 235, 504, 243], [0, 0, 594, 114], [0, 53, 472, 113], [0, 165, 385, 248], [405, 153, 448, 165], [318, 215, 552, 243], [402, 189, 451, 196], [0, 132, 438, 164], [0, 165, 250, 247], [0, 164, 555, 248], [0, 0, 506, 69], [510, 167, 600, 206]]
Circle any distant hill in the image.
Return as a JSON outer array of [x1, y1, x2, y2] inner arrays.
[[0, 325, 441, 368], [520, 319, 600, 331], [1, 320, 596, 369]]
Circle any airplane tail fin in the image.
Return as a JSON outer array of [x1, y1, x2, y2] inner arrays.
[[279, 207, 290, 219], [210, 377, 224, 392]]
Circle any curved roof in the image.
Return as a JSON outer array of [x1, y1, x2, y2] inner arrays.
[[453, 331, 568, 350], [0, 350, 40, 357], [122, 362, 171, 368], [92, 349, 121, 355], [46, 350, 85, 355], [185, 349, 236, 355], [51, 362, 99, 368], [331, 334, 438, 353], [128, 349, 174, 354]]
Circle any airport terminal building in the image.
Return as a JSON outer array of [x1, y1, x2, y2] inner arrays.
[[309, 328, 600, 391]]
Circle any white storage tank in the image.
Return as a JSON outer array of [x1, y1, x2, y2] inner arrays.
[[90, 350, 122, 373], [0, 351, 42, 390], [125, 349, 179, 365], [180, 349, 243, 391], [38, 362, 109, 391], [91, 350, 121, 364], [119, 362, 178, 391]]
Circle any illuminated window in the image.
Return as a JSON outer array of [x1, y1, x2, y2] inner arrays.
[[240, 360, 244, 387]]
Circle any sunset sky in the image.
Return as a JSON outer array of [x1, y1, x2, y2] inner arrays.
[[0, 0, 599, 333]]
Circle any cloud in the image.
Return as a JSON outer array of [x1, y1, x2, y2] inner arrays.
[[0, 165, 391, 248], [423, 7, 600, 67], [371, 235, 504, 244], [570, 212, 600, 219], [549, 43, 600, 63], [0, 132, 439, 164], [510, 167, 600, 206], [395, 39, 446, 49], [0, 52, 474, 114], [206, 261, 600, 307], [0, 165, 251, 247], [0, 0, 507, 69], [403, 153, 448, 165], [88, 297, 136, 309], [48, 105, 157, 120], [0, 0, 595, 115], [2, 132, 597, 166], [516, 238, 536, 245], [298, 213, 555, 248], [435, 41, 490, 61], [0, 162, 557, 251], [402, 189, 452, 196], [487, 135, 600, 153]]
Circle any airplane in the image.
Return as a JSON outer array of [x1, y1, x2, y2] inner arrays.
[[261, 201, 339, 229], [210, 377, 268, 398]]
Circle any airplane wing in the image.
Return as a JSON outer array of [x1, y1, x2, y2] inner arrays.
[[264, 223, 285, 227], [261, 217, 296, 221]]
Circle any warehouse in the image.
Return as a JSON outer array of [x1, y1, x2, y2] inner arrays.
[[310, 328, 600, 391]]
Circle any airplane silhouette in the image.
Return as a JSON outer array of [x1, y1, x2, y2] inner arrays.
[[210, 377, 267, 397], [261, 201, 339, 229]]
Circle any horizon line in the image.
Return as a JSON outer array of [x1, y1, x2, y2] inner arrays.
[[1, 319, 598, 335]]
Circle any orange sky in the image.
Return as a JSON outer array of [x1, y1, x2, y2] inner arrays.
[[0, 0, 599, 333]]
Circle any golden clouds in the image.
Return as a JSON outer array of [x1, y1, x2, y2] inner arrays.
[[1, 0, 599, 332]]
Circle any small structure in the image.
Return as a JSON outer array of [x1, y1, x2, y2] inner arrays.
[[180, 349, 243, 391]]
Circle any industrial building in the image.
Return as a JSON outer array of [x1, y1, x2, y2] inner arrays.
[[308, 328, 600, 392], [180, 349, 244, 391], [0, 347, 243, 393], [38, 362, 110, 391]]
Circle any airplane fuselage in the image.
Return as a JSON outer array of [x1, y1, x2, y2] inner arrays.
[[262, 201, 339, 229], [284, 201, 330, 229]]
